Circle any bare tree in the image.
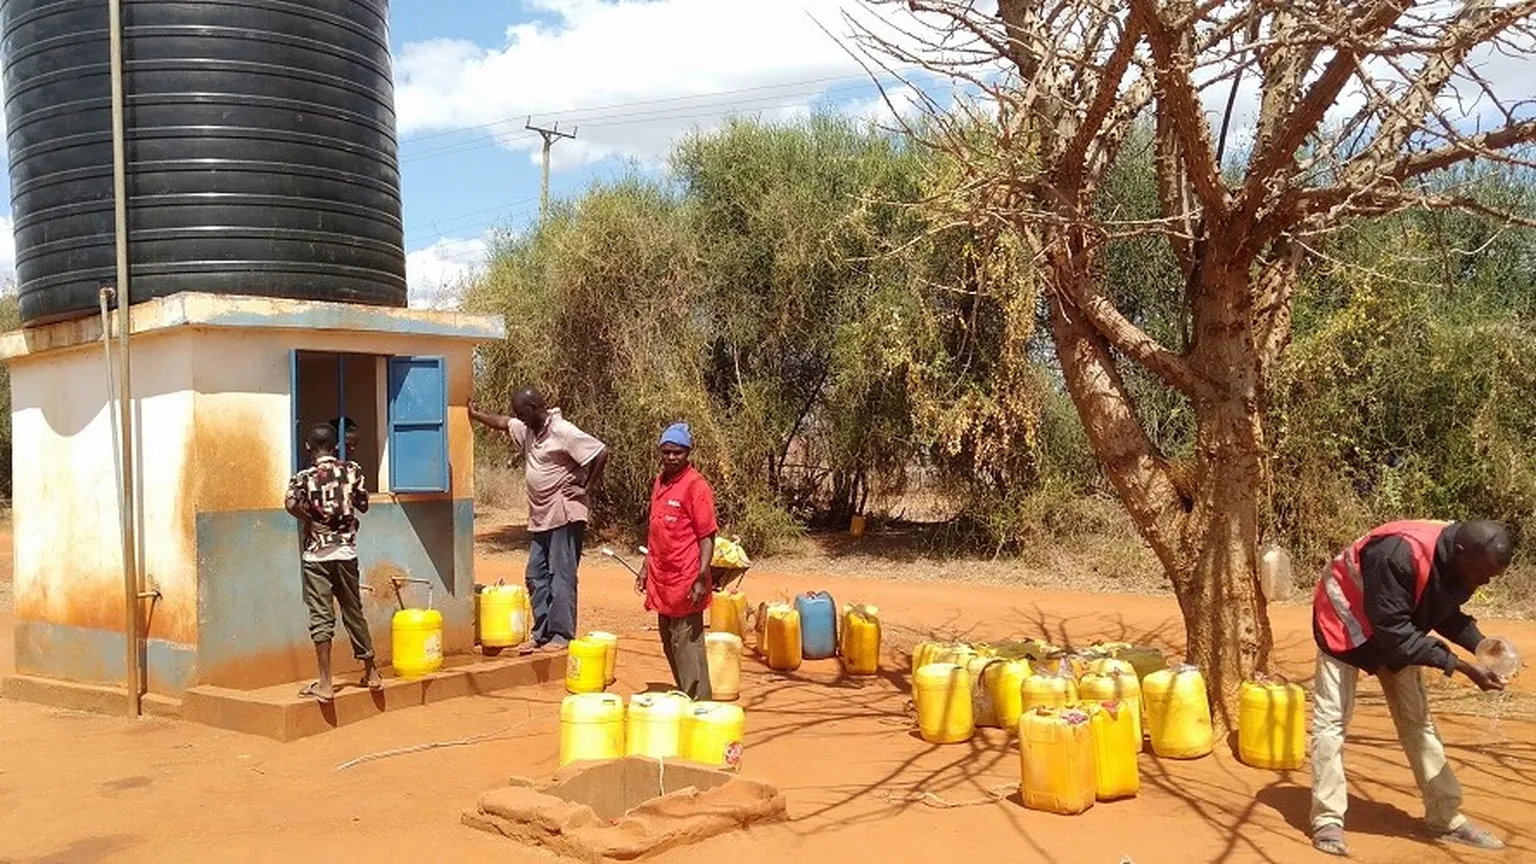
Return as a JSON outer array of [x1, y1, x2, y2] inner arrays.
[[848, 0, 1536, 721]]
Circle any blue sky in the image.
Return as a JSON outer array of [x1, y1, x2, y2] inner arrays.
[[386, 0, 931, 306], [0, 0, 933, 307]]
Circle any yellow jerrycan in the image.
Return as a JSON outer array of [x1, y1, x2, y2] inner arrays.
[[1086, 701, 1140, 801], [1034, 653, 1090, 680], [391, 579, 443, 680], [1143, 664, 1214, 759], [1093, 642, 1167, 680], [626, 691, 690, 759], [840, 604, 881, 675], [910, 641, 947, 675], [985, 659, 1029, 733], [711, 589, 749, 638], [762, 603, 803, 671], [910, 642, 974, 698], [585, 630, 619, 686], [682, 701, 746, 770], [560, 692, 625, 766], [565, 636, 609, 694], [1078, 669, 1143, 744], [1238, 675, 1307, 770], [1021, 663, 1079, 712], [1018, 706, 1098, 815], [706, 632, 743, 701], [968, 657, 1027, 731], [477, 582, 530, 650], [1084, 657, 1137, 679], [914, 662, 975, 744]]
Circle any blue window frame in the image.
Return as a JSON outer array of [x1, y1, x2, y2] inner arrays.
[[387, 355, 449, 493], [289, 351, 361, 473]]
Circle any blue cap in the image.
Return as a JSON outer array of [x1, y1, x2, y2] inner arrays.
[[660, 422, 692, 449]]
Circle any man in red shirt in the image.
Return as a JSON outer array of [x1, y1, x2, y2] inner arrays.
[[637, 422, 718, 699]]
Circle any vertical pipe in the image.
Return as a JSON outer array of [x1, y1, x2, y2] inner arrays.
[[99, 288, 127, 569], [338, 355, 347, 461], [108, 0, 141, 718]]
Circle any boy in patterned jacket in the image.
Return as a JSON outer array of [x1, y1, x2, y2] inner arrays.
[[285, 423, 381, 701]]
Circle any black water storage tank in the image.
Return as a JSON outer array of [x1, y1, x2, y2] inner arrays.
[[1, 0, 407, 325]]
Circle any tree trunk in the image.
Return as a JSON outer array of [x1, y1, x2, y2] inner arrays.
[[1047, 257, 1275, 730], [1171, 396, 1273, 730]]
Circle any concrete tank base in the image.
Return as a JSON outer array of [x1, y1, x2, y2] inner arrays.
[[464, 756, 789, 862]]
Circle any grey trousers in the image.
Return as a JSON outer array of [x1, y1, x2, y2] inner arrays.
[[301, 558, 375, 660], [1311, 652, 1465, 834], [659, 611, 712, 701], [527, 521, 585, 647]]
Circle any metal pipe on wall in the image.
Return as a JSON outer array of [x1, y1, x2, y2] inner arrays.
[[98, 288, 128, 577], [107, 0, 141, 718]]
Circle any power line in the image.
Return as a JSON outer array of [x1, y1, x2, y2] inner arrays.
[[403, 195, 540, 244], [398, 69, 950, 164], [397, 67, 928, 145], [394, 68, 963, 258]]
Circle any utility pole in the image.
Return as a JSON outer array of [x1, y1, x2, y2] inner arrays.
[[525, 116, 576, 225]]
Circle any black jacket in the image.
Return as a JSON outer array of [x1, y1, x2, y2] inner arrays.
[[1315, 522, 1484, 675]]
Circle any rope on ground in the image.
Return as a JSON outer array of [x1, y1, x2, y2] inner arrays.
[[334, 715, 540, 771], [874, 782, 1019, 809]]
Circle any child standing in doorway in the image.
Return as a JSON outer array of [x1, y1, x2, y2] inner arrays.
[[285, 422, 382, 701]]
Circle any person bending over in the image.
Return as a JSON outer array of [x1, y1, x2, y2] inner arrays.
[[1310, 519, 1512, 856]]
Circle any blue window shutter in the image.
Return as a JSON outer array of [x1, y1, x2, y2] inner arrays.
[[387, 356, 449, 493]]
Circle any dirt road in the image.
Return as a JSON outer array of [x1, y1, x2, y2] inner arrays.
[[1, 540, 1532, 864]]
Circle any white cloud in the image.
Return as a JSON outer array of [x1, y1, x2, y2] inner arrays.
[[405, 235, 489, 309], [393, 0, 916, 169]]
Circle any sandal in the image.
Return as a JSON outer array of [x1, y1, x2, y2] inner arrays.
[[1312, 825, 1349, 857], [1436, 822, 1505, 851], [298, 681, 334, 703]]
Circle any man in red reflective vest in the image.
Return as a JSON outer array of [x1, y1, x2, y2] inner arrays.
[[1310, 519, 1512, 856]]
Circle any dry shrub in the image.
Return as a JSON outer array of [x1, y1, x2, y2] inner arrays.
[[474, 461, 525, 514]]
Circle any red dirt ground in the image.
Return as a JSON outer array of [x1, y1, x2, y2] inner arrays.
[[1, 523, 1533, 864]]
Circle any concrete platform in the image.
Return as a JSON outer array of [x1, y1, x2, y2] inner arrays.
[[1, 674, 184, 719], [3, 650, 563, 742], [181, 651, 564, 741]]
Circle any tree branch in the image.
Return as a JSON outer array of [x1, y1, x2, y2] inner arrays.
[[1386, 119, 1536, 182], [1239, 1, 1414, 223], [1047, 271, 1187, 567], [1128, 0, 1230, 215], [1056, 10, 1147, 193], [1253, 240, 1300, 376]]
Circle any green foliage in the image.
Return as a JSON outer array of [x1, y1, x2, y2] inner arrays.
[[465, 115, 1071, 552], [461, 178, 713, 539], [1271, 202, 1536, 571], [463, 113, 1536, 586]]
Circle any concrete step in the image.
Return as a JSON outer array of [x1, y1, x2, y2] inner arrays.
[[1, 674, 184, 718], [181, 650, 565, 742]]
